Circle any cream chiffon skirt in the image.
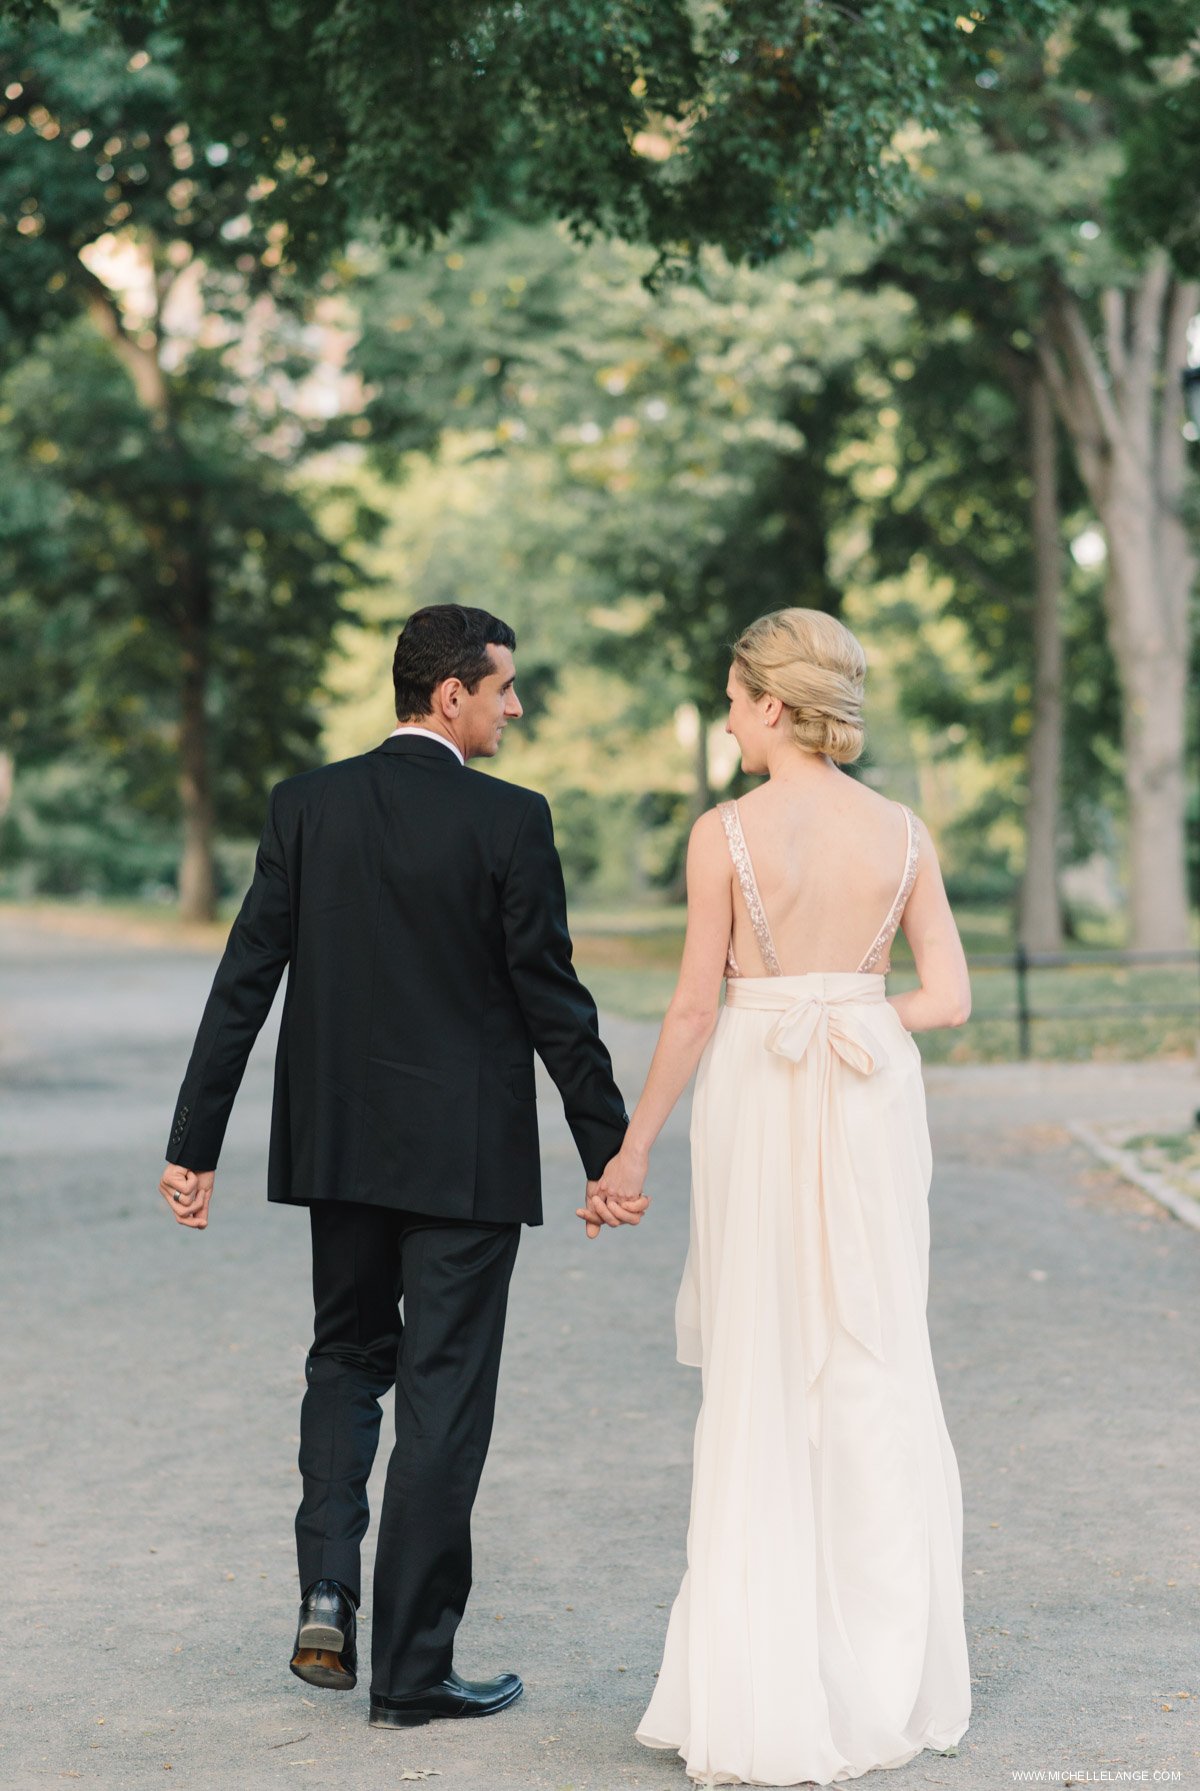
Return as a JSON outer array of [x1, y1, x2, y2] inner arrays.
[[636, 973, 971, 1786]]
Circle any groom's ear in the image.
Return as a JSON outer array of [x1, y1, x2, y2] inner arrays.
[[434, 676, 463, 717]]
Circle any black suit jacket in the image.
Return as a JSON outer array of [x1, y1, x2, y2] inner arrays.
[[165, 734, 629, 1225]]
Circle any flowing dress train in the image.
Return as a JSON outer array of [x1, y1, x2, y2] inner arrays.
[[635, 800, 971, 1787]]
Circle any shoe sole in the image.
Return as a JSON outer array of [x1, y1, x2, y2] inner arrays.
[[290, 1646, 356, 1691], [369, 1682, 524, 1728]]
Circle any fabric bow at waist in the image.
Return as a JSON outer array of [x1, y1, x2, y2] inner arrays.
[[725, 974, 889, 1076], [724, 973, 892, 1446]]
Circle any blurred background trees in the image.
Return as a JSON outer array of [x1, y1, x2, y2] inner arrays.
[[0, 0, 1196, 959], [0, 12, 365, 917], [866, 5, 1200, 947]]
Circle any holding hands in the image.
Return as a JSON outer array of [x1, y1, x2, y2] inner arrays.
[[576, 1145, 650, 1239]]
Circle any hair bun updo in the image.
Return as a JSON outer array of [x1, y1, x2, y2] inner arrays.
[[731, 608, 867, 764]]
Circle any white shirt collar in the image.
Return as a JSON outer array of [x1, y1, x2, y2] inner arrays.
[[388, 724, 465, 766]]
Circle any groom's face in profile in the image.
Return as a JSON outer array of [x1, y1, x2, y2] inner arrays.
[[451, 644, 523, 759]]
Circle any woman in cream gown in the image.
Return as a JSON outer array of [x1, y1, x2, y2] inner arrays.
[[583, 609, 973, 1788]]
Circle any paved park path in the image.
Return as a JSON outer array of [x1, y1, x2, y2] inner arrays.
[[2, 915, 1198, 1790]]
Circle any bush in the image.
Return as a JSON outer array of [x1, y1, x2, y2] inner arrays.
[[0, 758, 256, 906]]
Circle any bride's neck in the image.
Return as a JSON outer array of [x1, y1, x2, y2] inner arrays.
[[762, 744, 839, 786]]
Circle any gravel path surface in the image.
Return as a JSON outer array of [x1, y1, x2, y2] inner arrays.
[[2, 917, 1197, 1790]]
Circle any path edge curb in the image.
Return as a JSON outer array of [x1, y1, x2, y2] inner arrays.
[[1068, 1120, 1200, 1235]]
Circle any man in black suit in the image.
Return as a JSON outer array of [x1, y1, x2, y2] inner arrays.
[[158, 604, 644, 1729]]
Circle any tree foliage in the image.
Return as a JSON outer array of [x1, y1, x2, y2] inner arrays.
[[1, 0, 1067, 269], [350, 223, 909, 739], [863, 322, 1120, 873], [0, 322, 358, 831], [0, 12, 366, 909], [0, 0, 1195, 940], [858, 0, 1200, 944]]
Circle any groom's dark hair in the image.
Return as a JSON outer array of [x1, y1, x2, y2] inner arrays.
[[393, 604, 517, 720]]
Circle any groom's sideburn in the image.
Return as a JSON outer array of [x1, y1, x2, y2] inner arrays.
[[165, 732, 628, 1697]]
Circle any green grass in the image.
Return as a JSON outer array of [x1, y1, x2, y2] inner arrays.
[[1125, 1132, 1197, 1162], [1118, 1129, 1200, 1197]]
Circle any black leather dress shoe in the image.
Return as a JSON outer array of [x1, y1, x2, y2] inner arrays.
[[369, 1668, 523, 1728], [289, 1579, 357, 1691]]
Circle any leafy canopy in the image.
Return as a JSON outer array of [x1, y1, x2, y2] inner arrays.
[[1, 0, 1067, 268]]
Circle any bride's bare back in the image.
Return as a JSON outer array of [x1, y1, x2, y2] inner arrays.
[[585, 703, 973, 1227], [725, 776, 919, 978]]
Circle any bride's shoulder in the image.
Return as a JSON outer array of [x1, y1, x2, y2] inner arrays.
[[879, 797, 941, 878], [686, 804, 738, 872], [691, 804, 733, 847], [854, 781, 923, 829], [845, 784, 937, 866]]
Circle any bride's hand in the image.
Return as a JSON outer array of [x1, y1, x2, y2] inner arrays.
[[597, 1144, 648, 1207], [575, 1149, 651, 1238], [575, 1183, 650, 1239]]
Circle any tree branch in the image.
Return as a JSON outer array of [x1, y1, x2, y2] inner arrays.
[[1123, 250, 1170, 471], [1100, 287, 1126, 393], [1129, 249, 1170, 402], [71, 257, 172, 422], [1035, 315, 1107, 504], [994, 339, 1034, 399], [1157, 274, 1200, 511], [1045, 278, 1122, 451]]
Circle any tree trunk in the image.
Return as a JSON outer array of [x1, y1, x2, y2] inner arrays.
[[1018, 371, 1065, 951], [1101, 453, 1191, 947], [668, 704, 712, 902], [691, 709, 711, 828], [80, 260, 219, 923], [176, 545, 216, 924], [1037, 255, 1198, 948]]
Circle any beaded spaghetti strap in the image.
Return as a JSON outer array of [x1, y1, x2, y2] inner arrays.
[[856, 804, 919, 975], [718, 800, 781, 977]]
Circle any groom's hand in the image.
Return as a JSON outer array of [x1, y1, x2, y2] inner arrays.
[[577, 1182, 605, 1239], [159, 1163, 215, 1229]]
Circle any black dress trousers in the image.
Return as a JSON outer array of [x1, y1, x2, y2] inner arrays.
[[295, 1200, 520, 1697]]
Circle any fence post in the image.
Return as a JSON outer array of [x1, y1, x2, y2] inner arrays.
[[1015, 943, 1031, 1060]]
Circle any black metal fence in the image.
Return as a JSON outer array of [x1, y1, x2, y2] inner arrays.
[[966, 946, 1200, 1059]]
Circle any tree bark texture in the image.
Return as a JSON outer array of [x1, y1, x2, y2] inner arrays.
[[176, 547, 216, 924], [1019, 370, 1065, 951], [1036, 253, 1198, 948], [81, 264, 219, 922]]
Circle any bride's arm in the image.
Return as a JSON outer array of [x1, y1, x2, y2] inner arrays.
[[888, 816, 972, 1033], [586, 812, 732, 1216]]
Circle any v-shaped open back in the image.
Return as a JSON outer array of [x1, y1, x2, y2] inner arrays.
[[719, 798, 919, 979]]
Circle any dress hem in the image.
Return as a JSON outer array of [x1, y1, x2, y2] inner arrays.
[[634, 1717, 970, 1788]]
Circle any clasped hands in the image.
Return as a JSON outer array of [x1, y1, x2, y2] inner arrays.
[[575, 1145, 650, 1240]]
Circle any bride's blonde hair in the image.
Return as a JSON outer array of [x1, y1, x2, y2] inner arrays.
[[732, 608, 867, 765]]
